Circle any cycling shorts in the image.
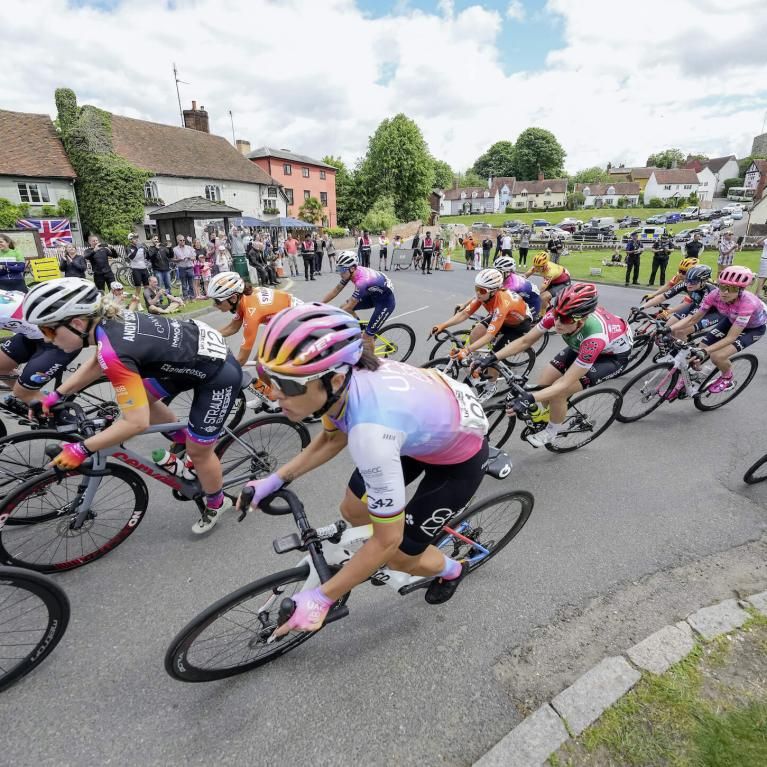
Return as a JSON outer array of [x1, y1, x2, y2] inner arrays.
[[131, 268, 150, 287], [550, 348, 629, 388], [547, 280, 571, 300], [143, 352, 242, 444], [0, 333, 79, 390], [347, 438, 489, 556], [491, 318, 532, 350], [356, 292, 395, 336], [699, 318, 766, 352]]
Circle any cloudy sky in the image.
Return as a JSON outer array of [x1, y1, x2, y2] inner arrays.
[[4, 0, 767, 174]]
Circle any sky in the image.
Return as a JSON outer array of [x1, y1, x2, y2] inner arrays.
[[3, 0, 767, 176]]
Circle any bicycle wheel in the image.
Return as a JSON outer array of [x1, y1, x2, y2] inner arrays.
[[75, 378, 121, 422], [744, 453, 767, 485], [547, 388, 622, 453], [429, 329, 471, 360], [693, 354, 758, 412], [374, 323, 416, 363], [620, 333, 655, 377], [434, 490, 533, 574], [165, 564, 319, 682], [0, 566, 70, 692], [0, 463, 149, 573], [0, 418, 6, 439], [531, 330, 549, 358], [166, 390, 246, 432], [216, 415, 310, 482], [617, 363, 677, 423], [483, 402, 516, 449], [116, 266, 134, 287]]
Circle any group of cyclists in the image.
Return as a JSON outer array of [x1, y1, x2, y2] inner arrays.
[[1, 236, 764, 635]]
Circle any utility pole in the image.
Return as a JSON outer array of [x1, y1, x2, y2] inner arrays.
[[173, 63, 189, 127], [229, 110, 236, 145]]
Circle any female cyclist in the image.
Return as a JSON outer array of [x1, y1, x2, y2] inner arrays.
[[22, 277, 242, 534], [523, 252, 571, 315], [643, 256, 699, 302], [493, 255, 541, 318], [241, 303, 490, 635]]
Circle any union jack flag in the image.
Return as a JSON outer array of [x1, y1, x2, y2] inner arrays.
[[16, 218, 73, 248]]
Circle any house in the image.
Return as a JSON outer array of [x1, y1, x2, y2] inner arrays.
[[695, 166, 716, 203], [574, 182, 641, 208], [490, 177, 516, 211], [246, 146, 337, 227], [702, 155, 739, 194], [509, 175, 568, 210], [442, 185, 497, 215], [743, 159, 767, 202], [643, 169, 700, 204], [607, 167, 632, 182], [627, 167, 660, 193], [0, 109, 83, 244], [747, 190, 767, 236]]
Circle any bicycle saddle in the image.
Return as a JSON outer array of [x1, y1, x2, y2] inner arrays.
[[485, 446, 512, 480], [239, 369, 253, 390]]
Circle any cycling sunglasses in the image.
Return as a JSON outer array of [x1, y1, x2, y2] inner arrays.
[[553, 311, 580, 324], [717, 284, 740, 293], [475, 287, 491, 296], [256, 363, 324, 397]]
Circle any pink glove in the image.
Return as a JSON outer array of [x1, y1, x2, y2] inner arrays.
[[273, 587, 334, 636], [51, 442, 92, 470], [41, 389, 63, 415], [243, 472, 284, 510]]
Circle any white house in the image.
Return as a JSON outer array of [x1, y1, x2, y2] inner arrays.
[[743, 160, 767, 201], [573, 182, 641, 207], [441, 185, 497, 215], [704, 155, 739, 195], [695, 166, 716, 203], [643, 169, 700, 204]]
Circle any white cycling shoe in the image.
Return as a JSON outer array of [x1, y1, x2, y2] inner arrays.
[[191, 497, 233, 535], [526, 426, 560, 448]]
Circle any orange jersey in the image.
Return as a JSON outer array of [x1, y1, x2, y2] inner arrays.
[[235, 288, 299, 352], [466, 290, 529, 334]]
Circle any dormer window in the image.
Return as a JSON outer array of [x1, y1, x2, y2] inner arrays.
[[583, 187, 590, 196], [607, 186, 615, 195]]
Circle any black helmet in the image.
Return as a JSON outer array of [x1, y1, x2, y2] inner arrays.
[[684, 264, 712, 284]]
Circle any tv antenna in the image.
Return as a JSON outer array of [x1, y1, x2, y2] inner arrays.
[[173, 63, 190, 126]]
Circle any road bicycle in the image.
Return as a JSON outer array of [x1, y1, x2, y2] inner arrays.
[[743, 451, 767, 485], [358, 319, 416, 363], [617, 335, 758, 422], [0, 566, 70, 692], [0, 383, 310, 573], [426, 328, 536, 375], [164, 450, 533, 682]]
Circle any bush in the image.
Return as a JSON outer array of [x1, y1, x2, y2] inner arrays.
[[616, 196, 629, 208], [646, 197, 666, 208], [504, 203, 515, 213], [0, 198, 24, 228], [323, 226, 346, 238], [41, 205, 56, 216], [56, 198, 75, 218], [361, 195, 398, 233]]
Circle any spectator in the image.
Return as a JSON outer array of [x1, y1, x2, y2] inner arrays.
[[126, 233, 150, 299], [148, 235, 173, 291], [717, 231, 737, 277], [378, 231, 389, 271], [481, 236, 493, 269], [229, 226, 246, 264], [142, 275, 184, 314], [500, 231, 513, 259], [314, 232, 325, 276], [518, 229, 530, 266], [215, 244, 231, 274], [59, 243, 87, 279], [192, 253, 205, 298], [172, 234, 196, 300], [110, 281, 140, 311], [198, 252, 211, 294], [685, 232, 704, 261], [247, 236, 264, 285], [547, 235, 563, 265], [463, 232, 476, 270], [84, 234, 117, 293], [648, 234, 672, 287], [327, 235, 337, 271], [0, 233, 27, 292], [284, 232, 300, 277], [624, 231, 642, 286], [421, 231, 435, 274], [411, 230, 421, 268], [494, 232, 503, 260], [358, 230, 372, 268], [755, 236, 767, 296], [301, 232, 316, 280]]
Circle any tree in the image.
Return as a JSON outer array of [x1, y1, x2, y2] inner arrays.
[[361, 195, 398, 233], [358, 114, 433, 222], [471, 140, 516, 179], [566, 191, 585, 210], [322, 155, 357, 229], [298, 196, 323, 224], [645, 149, 685, 168], [685, 153, 709, 164], [455, 169, 485, 187], [431, 158, 454, 190], [511, 128, 566, 180], [570, 166, 608, 184], [0, 198, 26, 229]]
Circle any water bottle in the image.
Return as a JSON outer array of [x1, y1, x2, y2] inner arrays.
[[528, 403, 550, 424], [152, 448, 181, 476]]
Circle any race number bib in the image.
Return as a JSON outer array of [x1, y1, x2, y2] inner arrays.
[[193, 320, 228, 360], [436, 372, 489, 435]]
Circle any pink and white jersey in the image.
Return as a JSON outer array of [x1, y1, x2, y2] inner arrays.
[[699, 289, 767, 329], [341, 266, 394, 302], [0, 289, 43, 340]]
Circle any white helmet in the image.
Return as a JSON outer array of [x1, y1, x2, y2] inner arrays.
[[207, 271, 245, 301], [23, 278, 102, 325], [494, 255, 516, 274], [475, 268, 504, 292], [335, 251, 358, 271], [110, 281, 125, 291]]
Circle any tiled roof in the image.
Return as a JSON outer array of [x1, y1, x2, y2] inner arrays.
[[247, 146, 335, 170], [150, 196, 243, 217], [650, 169, 700, 185], [0, 109, 76, 179], [109, 114, 277, 185], [490, 176, 516, 195], [443, 186, 491, 200], [628, 167, 661, 179], [748, 159, 767, 175], [574, 182, 641, 195], [705, 155, 737, 173], [513, 178, 567, 194]]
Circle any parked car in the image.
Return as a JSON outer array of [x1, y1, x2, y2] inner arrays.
[[503, 220, 525, 228], [729, 208, 743, 220], [540, 227, 572, 240], [471, 221, 490, 228], [572, 226, 617, 242], [711, 216, 734, 231], [679, 207, 699, 220], [697, 209, 716, 221], [617, 216, 642, 228], [646, 214, 668, 224], [664, 212, 682, 223], [531, 219, 551, 227], [557, 222, 578, 234]]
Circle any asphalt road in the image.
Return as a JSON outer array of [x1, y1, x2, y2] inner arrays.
[[2, 266, 765, 767]]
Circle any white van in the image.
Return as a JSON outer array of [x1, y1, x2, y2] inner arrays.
[[587, 217, 617, 231]]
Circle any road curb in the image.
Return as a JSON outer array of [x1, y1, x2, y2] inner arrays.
[[472, 590, 767, 767]]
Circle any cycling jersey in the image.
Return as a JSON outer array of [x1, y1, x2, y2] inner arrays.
[[538, 307, 633, 368], [0, 289, 43, 339], [466, 290, 529, 333], [234, 288, 301, 353], [663, 281, 715, 309], [322, 361, 487, 519], [341, 266, 394, 303], [532, 262, 570, 285], [698, 289, 767, 329], [502, 273, 542, 316]]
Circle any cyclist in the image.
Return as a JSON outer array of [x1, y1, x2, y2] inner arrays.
[[321, 251, 395, 354], [494, 255, 542, 319], [523, 252, 571, 315], [241, 302, 489, 635], [669, 266, 766, 393], [642, 256, 699, 302], [476, 283, 632, 448], [22, 277, 242, 534], [0, 288, 80, 405]]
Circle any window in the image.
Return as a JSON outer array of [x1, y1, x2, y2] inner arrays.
[[583, 187, 591, 196], [144, 180, 158, 201], [302, 168, 310, 178], [663, 185, 672, 191], [320, 191, 328, 206], [285, 188, 294, 205], [263, 199, 277, 211], [320, 170, 326, 180], [607, 186, 615, 195], [460, 192, 466, 199], [471, 191, 478, 198], [204, 184, 221, 201], [304, 190, 311, 200], [683, 184, 692, 190], [543, 200, 551, 208], [17, 182, 50, 204], [283, 163, 292, 175], [268, 186, 277, 197], [483, 191, 489, 198], [545, 189, 551, 196]]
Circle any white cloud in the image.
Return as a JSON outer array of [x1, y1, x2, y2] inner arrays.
[[2, 0, 766, 176], [506, 1, 526, 22]]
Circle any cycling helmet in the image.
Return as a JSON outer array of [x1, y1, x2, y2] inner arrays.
[[207, 271, 244, 301], [258, 302, 363, 378], [23, 278, 102, 325], [532, 251, 549, 268], [335, 251, 358, 271], [552, 282, 599, 319], [678, 257, 699, 274], [110, 281, 125, 291], [494, 255, 516, 273], [718, 265, 754, 288], [684, 265, 712, 285], [475, 268, 504, 292]]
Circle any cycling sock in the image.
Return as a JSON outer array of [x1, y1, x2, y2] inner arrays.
[[206, 489, 225, 509], [546, 422, 563, 435], [438, 555, 462, 581]]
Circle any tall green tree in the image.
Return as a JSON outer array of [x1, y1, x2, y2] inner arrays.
[[431, 158, 454, 189], [645, 148, 685, 168], [511, 128, 566, 180], [297, 196, 323, 224], [361, 195, 398, 233], [358, 114, 432, 222], [570, 166, 608, 184], [471, 140, 516, 178]]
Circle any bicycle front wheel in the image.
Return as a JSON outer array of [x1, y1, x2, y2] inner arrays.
[[620, 334, 655, 377], [617, 363, 677, 423], [547, 388, 622, 453], [744, 453, 767, 485], [165, 564, 317, 682], [693, 354, 758, 412], [429, 329, 471, 360], [0, 566, 70, 692], [483, 402, 516, 449], [434, 490, 533, 573], [374, 323, 416, 362]]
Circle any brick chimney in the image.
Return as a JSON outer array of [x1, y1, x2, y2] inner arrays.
[[538, 170, 545, 181], [183, 100, 210, 133], [236, 139, 251, 156]]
